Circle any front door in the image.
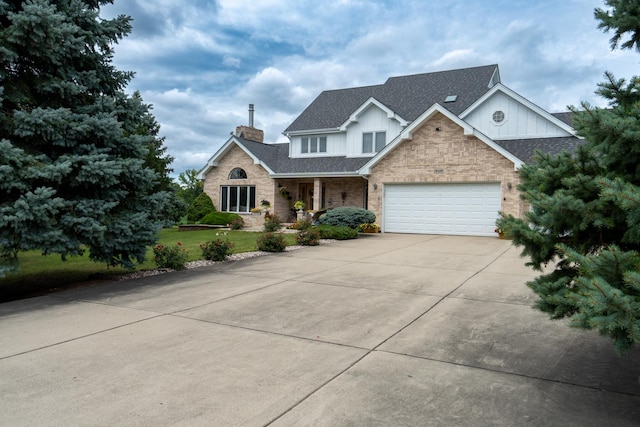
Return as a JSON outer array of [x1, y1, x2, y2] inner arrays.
[[299, 183, 314, 210]]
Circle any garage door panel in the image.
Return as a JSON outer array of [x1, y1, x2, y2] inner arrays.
[[384, 183, 501, 236]]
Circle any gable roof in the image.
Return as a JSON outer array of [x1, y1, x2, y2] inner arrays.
[[359, 104, 524, 174], [284, 64, 500, 134], [459, 83, 576, 137]]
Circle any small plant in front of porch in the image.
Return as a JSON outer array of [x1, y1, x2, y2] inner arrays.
[[263, 214, 282, 232], [250, 207, 263, 213], [359, 223, 379, 233], [256, 232, 287, 252], [296, 228, 321, 246], [200, 239, 234, 261], [229, 218, 244, 230], [153, 242, 188, 270], [287, 218, 312, 230]]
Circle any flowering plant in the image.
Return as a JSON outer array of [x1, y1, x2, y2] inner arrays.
[[200, 239, 234, 261], [296, 228, 321, 246], [153, 242, 188, 270], [294, 200, 306, 211]]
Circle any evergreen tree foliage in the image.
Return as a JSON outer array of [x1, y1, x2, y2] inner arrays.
[[497, 2, 640, 353], [0, 0, 174, 273], [186, 192, 215, 223]]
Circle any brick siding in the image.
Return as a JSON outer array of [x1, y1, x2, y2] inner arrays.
[[367, 112, 524, 226]]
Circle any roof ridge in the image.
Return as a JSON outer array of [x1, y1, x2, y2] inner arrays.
[[384, 64, 498, 82]]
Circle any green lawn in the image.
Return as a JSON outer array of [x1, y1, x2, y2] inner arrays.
[[0, 228, 298, 302]]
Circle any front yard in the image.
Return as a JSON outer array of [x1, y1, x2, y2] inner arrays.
[[0, 228, 299, 303]]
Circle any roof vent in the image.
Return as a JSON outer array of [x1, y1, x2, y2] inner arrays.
[[444, 95, 458, 103]]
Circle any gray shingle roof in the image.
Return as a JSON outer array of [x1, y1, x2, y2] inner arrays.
[[236, 137, 369, 174], [495, 137, 585, 164], [551, 112, 574, 126], [285, 64, 500, 133]]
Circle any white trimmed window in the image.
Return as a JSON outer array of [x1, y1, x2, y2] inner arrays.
[[301, 136, 327, 154], [363, 131, 386, 153], [220, 185, 256, 213]]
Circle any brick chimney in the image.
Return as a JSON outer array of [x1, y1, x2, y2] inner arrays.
[[235, 104, 264, 143]]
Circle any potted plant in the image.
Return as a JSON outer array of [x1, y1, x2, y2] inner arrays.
[[495, 227, 505, 239], [294, 200, 306, 211]]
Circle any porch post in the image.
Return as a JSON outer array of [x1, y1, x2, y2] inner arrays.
[[313, 178, 321, 211]]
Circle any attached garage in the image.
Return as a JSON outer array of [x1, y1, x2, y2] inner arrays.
[[383, 183, 501, 236]]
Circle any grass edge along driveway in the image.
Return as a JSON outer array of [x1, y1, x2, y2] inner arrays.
[[0, 228, 298, 303]]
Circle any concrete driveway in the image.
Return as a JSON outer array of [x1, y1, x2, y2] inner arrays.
[[1, 234, 639, 426]]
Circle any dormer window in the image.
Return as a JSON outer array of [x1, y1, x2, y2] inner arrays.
[[229, 167, 247, 179], [301, 136, 327, 154], [363, 131, 386, 154]]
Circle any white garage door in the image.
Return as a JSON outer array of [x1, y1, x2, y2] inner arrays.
[[384, 183, 501, 236]]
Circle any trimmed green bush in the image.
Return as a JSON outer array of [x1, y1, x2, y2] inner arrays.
[[200, 239, 234, 261], [200, 211, 242, 226], [318, 206, 375, 229], [316, 225, 358, 240], [296, 228, 321, 246], [186, 192, 215, 223], [257, 232, 287, 252]]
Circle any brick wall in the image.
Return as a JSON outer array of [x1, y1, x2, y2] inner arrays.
[[367, 112, 523, 225], [202, 144, 276, 228]]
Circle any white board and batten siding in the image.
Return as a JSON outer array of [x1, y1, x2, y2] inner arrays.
[[465, 91, 572, 140], [383, 183, 501, 236]]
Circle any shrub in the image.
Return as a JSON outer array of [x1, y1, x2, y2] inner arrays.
[[200, 239, 234, 261], [317, 225, 358, 240], [200, 211, 242, 226], [296, 228, 321, 246], [263, 214, 282, 232], [257, 232, 287, 252], [230, 217, 244, 230], [318, 206, 375, 229], [186, 192, 215, 223], [359, 223, 380, 233], [287, 219, 312, 230], [153, 242, 188, 270]]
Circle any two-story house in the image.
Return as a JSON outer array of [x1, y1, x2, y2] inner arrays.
[[198, 64, 582, 236]]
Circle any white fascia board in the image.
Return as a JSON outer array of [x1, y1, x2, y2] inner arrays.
[[271, 171, 362, 179], [459, 83, 577, 136], [339, 97, 408, 131], [196, 136, 275, 179], [283, 128, 341, 137]]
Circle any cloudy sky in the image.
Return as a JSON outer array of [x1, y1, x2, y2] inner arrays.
[[100, 0, 638, 178]]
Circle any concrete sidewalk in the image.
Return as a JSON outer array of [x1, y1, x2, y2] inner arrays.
[[1, 234, 639, 426]]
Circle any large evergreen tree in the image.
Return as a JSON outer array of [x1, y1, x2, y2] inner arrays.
[[0, 0, 173, 273], [498, 1, 640, 353]]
